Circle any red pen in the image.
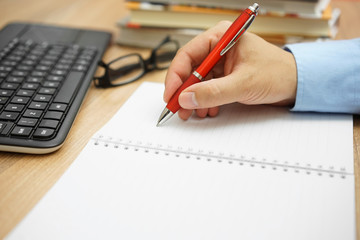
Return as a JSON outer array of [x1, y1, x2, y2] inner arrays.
[[157, 3, 259, 126]]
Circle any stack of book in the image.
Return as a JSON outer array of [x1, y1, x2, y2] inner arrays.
[[117, 0, 340, 48]]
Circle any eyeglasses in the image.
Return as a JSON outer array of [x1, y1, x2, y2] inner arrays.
[[93, 36, 180, 88]]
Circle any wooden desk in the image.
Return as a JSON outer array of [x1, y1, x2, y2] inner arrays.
[[0, 0, 359, 238]]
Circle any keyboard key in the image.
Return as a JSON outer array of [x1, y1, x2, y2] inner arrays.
[[31, 71, 47, 77], [11, 126, 32, 137], [76, 59, 90, 65], [35, 65, 50, 71], [0, 89, 14, 96], [44, 111, 63, 120], [18, 117, 37, 127], [0, 71, 8, 78], [0, 122, 7, 133], [6, 76, 24, 83], [48, 49, 62, 55], [33, 128, 55, 139], [62, 53, 76, 60], [43, 81, 59, 88], [16, 65, 32, 71], [6, 55, 22, 62], [1, 82, 19, 90], [22, 83, 39, 90], [47, 75, 63, 82], [12, 50, 26, 57], [26, 55, 39, 61], [33, 94, 51, 102], [59, 58, 73, 65], [28, 101, 47, 110], [2, 60, 17, 67], [51, 69, 67, 76], [38, 87, 56, 95], [0, 122, 6, 133], [0, 122, 14, 136], [23, 109, 43, 118], [30, 49, 46, 56], [11, 96, 30, 104], [49, 103, 67, 112], [73, 64, 87, 72], [39, 59, 55, 66], [26, 77, 43, 83], [44, 55, 59, 61], [0, 97, 8, 104], [12, 70, 28, 77], [0, 72, 8, 78], [22, 59, 36, 66], [24, 39, 34, 47], [39, 119, 59, 129], [78, 54, 92, 61], [0, 111, 19, 121], [53, 71, 84, 103], [54, 64, 70, 70], [0, 66, 12, 72], [5, 104, 24, 112], [16, 89, 35, 96]]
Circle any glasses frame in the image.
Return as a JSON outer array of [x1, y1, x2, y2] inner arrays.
[[93, 36, 179, 88]]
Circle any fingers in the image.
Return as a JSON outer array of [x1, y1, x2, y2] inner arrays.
[[178, 107, 220, 120], [178, 108, 193, 120], [163, 21, 232, 103], [178, 74, 239, 109]]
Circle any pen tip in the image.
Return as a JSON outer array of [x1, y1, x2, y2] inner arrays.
[[157, 108, 174, 126]]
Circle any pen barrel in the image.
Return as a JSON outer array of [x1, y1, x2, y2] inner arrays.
[[196, 9, 253, 77], [166, 74, 201, 112]]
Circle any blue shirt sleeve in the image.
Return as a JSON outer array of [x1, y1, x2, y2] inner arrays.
[[285, 38, 360, 114]]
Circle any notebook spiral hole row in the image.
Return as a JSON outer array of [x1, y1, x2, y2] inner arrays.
[[93, 135, 349, 179]]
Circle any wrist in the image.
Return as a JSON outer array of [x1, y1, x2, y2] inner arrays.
[[279, 50, 297, 106]]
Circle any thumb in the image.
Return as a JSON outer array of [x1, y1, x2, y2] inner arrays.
[[178, 76, 237, 109]]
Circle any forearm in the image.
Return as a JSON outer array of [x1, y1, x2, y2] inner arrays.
[[285, 38, 360, 114]]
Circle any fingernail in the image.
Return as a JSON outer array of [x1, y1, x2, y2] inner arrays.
[[180, 92, 199, 109]]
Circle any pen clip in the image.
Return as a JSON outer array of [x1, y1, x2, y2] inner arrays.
[[220, 14, 256, 56]]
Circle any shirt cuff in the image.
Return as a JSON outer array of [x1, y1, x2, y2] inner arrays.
[[285, 38, 360, 114]]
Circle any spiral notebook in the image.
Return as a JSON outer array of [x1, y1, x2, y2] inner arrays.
[[6, 82, 356, 239]]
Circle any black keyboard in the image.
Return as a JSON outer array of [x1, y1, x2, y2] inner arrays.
[[0, 23, 111, 153]]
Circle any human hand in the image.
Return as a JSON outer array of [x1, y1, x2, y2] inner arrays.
[[163, 21, 297, 120]]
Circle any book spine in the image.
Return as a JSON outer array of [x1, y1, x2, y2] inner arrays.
[[126, 1, 334, 22], [126, 0, 331, 17]]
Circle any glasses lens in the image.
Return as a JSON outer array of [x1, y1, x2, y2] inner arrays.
[[108, 54, 144, 85], [155, 41, 178, 69]]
